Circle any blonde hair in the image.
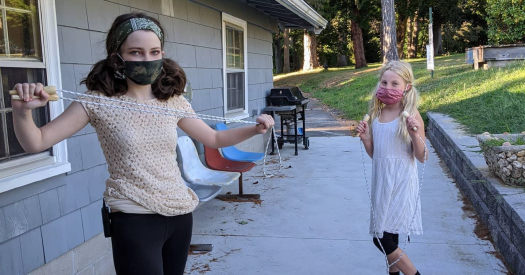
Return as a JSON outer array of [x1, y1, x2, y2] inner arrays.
[[368, 60, 419, 144]]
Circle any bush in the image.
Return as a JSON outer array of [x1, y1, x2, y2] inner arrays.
[[442, 21, 484, 53], [486, 0, 525, 44]]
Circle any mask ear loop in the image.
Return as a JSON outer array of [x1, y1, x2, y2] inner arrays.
[[114, 53, 126, 80]]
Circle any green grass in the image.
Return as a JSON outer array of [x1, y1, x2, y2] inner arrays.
[[274, 54, 525, 134], [483, 135, 525, 146]]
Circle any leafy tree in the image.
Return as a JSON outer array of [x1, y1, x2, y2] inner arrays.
[[486, 0, 525, 44]]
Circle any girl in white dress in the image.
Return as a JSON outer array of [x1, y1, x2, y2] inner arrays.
[[356, 60, 427, 275]]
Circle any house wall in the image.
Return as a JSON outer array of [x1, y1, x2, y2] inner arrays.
[[0, 0, 277, 274]]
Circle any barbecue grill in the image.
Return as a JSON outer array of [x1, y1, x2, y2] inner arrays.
[[268, 86, 310, 107], [265, 86, 310, 155]]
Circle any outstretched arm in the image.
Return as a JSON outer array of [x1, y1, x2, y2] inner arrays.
[[178, 114, 274, 149], [12, 83, 89, 153]]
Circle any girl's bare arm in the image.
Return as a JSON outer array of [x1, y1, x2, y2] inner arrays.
[[12, 83, 89, 153], [406, 110, 427, 163], [177, 114, 274, 149]]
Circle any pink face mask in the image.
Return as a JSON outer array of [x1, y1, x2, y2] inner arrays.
[[376, 86, 407, 105]]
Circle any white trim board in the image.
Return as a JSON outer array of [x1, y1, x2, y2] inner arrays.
[[222, 13, 249, 122]]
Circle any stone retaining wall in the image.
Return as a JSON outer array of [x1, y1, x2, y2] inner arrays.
[[427, 112, 525, 275]]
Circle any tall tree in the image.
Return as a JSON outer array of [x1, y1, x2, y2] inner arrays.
[[395, 0, 422, 59], [408, 11, 420, 58], [350, 0, 367, 68], [273, 31, 283, 74], [283, 28, 291, 73], [419, 0, 462, 56], [381, 0, 399, 62], [337, 8, 350, 67], [303, 30, 319, 70], [395, 1, 409, 59]]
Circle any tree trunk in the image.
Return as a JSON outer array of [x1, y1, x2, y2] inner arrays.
[[407, 16, 413, 57], [303, 30, 313, 71], [380, 21, 384, 60], [283, 28, 290, 73], [396, 14, 408, 59], [408, 12, 419, 58], [351, 22, 367, 68], [432, 20, 444, 55], [273, 32, 283, 74], [303, 30, 319, 71], [337, 19, 349, 67], [381, 0, 399, 63], [351, 3, 367, 69], [311, 32, 319, 68]]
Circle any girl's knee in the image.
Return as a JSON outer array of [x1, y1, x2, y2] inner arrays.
[[372, 233, 399, 255]]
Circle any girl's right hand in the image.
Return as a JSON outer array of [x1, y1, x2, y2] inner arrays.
[[12, 83, 50, 110], [356, 120, 370, 140]]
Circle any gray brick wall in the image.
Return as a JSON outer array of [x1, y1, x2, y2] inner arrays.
[[427, 112, 525, 275], [0, 0, 278, 274]]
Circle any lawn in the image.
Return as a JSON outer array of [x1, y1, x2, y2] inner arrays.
[[274, 54, 525, 135]]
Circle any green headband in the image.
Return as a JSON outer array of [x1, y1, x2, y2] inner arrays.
[[115, 18, 163, 50]]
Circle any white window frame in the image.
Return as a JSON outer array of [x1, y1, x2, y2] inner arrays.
[[0, 0, 70, 193], [222, 13, 249, 121]]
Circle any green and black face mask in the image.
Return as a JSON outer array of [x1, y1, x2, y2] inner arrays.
[[118, 53, 163, 85]]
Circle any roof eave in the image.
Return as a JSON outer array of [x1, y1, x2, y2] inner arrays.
[[275, 0, 328, 33]]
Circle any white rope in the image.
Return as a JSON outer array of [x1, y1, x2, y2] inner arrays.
[[359, 133, 427, 274], [55, 89, 282, 177], [263, 127, 283, 177], [60, 89, 255, 123]]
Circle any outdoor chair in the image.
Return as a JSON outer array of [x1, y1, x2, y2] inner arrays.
[[184, 180, 222, 252], [204, 145, 259, 199], [177, 136, 240, 187], [214, 123, 265, 162]]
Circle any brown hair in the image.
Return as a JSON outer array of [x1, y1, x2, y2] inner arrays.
[[81, 12, 186, 101]]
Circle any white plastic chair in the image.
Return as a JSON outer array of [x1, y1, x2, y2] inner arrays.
[[177, 136, 240, 186], [184, 180, 222, 209], [184, 180, 222, 252]]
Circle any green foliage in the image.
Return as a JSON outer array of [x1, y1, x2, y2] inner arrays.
[[486, 0, 525, 44], [275, 54, 525, 134], [442, 21, 484, 53]]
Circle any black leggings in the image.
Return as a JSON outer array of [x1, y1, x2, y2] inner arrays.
[[110, 212, 193, 275], [373, 232, 399, 255]]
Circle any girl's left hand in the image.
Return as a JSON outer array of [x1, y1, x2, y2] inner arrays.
[[406, 115, 421, 133], [255, 114, 275, 134]]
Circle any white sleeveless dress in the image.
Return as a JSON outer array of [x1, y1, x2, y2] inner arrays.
[[369, 117, 423, 238]]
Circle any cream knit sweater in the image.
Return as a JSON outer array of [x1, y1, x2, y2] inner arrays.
[[81, 91, 199, 216]]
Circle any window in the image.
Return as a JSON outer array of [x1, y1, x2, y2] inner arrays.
[[1, 68, 51, 166], [0, 0, 69, 193], [1, 0, 42, 60], [222, 13, 248, 119]]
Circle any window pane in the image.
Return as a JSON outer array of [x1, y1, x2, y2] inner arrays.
[[2, 67, 44, 108], [1, 109, 48, 161], [226, 26, 244, 69], [227, 53, 233, 68], [6, 9, 41, 59], [227, 72, 244, 111], [0, 13, 6, 57], [5, 111, 25, 156], [227, 28, 233, 49], [0, 67, 49, 163], [235, 30, 242, 50]]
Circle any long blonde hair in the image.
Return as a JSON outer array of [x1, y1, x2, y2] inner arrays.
[[368, 60, 419, 144]]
